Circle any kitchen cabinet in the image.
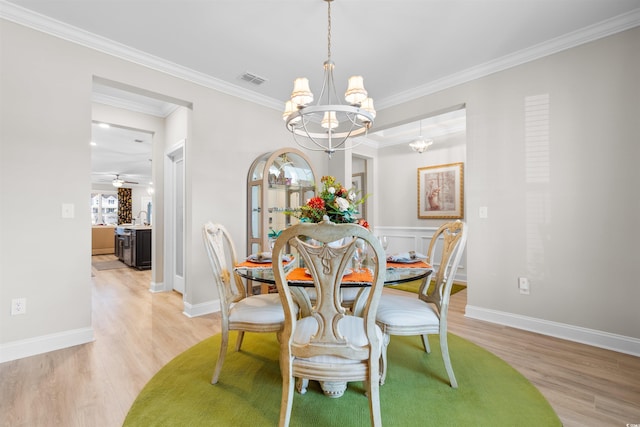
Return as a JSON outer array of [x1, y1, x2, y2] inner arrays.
[[247, 148, 317, 255], [130, 227, 152, 270], [115, 226, 151, 270]]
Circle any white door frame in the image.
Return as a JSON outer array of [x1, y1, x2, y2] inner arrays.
[[164, 140, 185, 295]]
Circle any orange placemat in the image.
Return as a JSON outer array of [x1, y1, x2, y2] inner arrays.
[[286, 267, 373, 284], [386, 260, 431, 269], [235, 255, 295, 269]]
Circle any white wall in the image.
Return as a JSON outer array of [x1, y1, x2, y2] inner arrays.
[[377, 27, 640, 354], [0, 18, 323, 361]]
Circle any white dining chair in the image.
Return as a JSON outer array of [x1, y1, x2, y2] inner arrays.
[[202, 221, 289, 384], [375, 220, 467, 387], [272, 217, 387, 427]]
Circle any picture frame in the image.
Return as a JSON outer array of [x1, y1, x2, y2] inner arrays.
[[351, 172, 366, 219], [417, 162, 464, 219]]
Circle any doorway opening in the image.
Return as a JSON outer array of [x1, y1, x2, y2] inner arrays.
[[91, 77, 192, 299]]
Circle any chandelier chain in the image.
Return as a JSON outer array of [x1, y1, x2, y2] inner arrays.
[[327, 1, 332, 62]]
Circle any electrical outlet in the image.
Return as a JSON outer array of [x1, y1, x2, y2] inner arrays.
[[11, 298, 27, 315], [518, 277, 530, 295]]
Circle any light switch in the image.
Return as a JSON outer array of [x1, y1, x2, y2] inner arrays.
[[61, 203, 75, 219], [479, 206, 488, 218]]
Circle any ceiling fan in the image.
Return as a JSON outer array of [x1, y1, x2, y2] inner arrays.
[[111, 174, 138, 187]]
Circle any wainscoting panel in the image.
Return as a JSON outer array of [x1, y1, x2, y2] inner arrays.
[[374, 225, 467, 283]]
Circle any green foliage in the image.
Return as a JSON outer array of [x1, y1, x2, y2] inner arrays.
[[286, 175, 367, 224]]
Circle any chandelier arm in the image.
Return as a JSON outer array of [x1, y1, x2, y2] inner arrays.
[[298, 119, 339, 152], [292, 131, 364, 154], [291, 132, 337, 154]]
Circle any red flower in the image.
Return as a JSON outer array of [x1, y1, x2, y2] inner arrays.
[[307, 197, 325, 210], [357, 218, 370, 229]]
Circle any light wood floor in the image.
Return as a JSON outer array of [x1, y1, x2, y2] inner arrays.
[[1, 255, 638, 426]]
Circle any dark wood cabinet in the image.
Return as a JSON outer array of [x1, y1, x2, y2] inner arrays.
[[130, 228, 152, 270]]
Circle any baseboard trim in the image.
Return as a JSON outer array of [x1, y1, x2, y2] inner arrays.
[[465, 305, 640, 357], [182, 299, 220, 318], [149, 281, 169, 293], [0, 327, 95, 364]]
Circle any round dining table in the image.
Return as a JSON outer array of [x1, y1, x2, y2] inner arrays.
[[234, 259, 432, 287]]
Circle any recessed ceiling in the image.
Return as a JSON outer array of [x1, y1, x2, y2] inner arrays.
[[365, 109, 466, 149], [91, 122, 153, 188]]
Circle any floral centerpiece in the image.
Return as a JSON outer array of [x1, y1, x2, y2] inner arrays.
[[288, 175, 369, 227]]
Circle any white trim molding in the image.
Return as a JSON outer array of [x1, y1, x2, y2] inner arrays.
[[182, 299, 220, 318], [378, 8, 640, 109], [0, 327, 95, 363], [149, 281, 170, 293], [466, 305, 640, 357]]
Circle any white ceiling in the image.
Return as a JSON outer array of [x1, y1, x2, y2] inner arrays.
[[91, 122, 154, 188], [3, 0, 639, 184]]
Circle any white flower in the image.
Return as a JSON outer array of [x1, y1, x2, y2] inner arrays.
[[348, 191, 356, 201], [328, 187, 336, 194], [336, 197, 350, 211]]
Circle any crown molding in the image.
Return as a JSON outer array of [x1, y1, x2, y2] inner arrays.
[[0, 0, 282, 110], [92, 92, 177, 117], [378, 8, 640, 109], [2, 1, 638, 112]]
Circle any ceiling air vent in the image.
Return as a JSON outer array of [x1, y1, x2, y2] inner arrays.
[[239, 72, 267, 86]]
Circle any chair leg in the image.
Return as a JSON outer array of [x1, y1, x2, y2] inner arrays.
[[379, 333, 390, 385], [211, 328, 229, 384], [235, 330, 245, 351], [421, 334, 431, 353], [440, 329, 458, 388], [367, 359, 383, 427], [295, 377, 309, 394], [279, 368, 295, 427]]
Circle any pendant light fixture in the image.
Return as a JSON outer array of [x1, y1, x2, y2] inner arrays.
[[409, 120, 433, 153], [112, 176, 124, 187], [283, 0, 375, 158]]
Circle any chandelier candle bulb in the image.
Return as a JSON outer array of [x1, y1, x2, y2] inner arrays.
[[321, 111, 339, 129], [291, 77, 313, 106], [358, 98, 376, 121], [345, 75, 367, 104], [283, 100, 298, 122]]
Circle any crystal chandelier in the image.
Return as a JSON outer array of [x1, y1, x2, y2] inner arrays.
[[283, 0, 375, 158], [409, 120, 433, 153]]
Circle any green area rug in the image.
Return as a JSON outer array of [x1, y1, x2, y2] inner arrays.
[[387, 279, 466, 295], [124, 332, 561, 426]]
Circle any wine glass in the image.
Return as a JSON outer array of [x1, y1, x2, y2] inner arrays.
[[379, 236, 389, 253], [353, 239, 366, 272]]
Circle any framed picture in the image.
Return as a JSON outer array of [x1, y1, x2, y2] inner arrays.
[[417, 162, 464, 219], [352, 172, 366, 219]]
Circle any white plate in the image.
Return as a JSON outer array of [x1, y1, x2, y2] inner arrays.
[[247, 256, 272, 263], [247, 254, 293, 263], [387, 258, 422, 264]]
